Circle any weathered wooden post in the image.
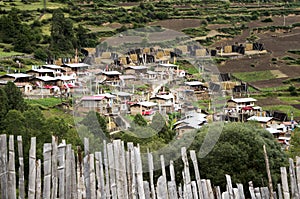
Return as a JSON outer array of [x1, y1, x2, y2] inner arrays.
[[289, 158, 299, 199], [248, 181, 256, 199], [277, 184, 283, 199], [182, 147, 192, 199], [103, 140, 110, 198], [66, 144, 73, 199], [263, 145, 274, 199], [128, 143, 137, 199], [225, 175, 234, 199], [0, 134, 8, 199], [296, 156, 300, 197], [8, 135, 16, 199], [147, 151, 156, 199], [190, 150, 204, 199], [134, 145, 145, 199], [107, 143, 117, 199], [280, 167, 290, 199], [51, 137, 58, 199], [57, 140, 66, 199], [95, 152, 106, 199], [84, 138, 91, 199], [160, 155, 168, 198], [17, 136, 25, 199], [71, 150, 77, 199], [28, 137, 36, 199], [43, 143, 52, 199], [236, 183, 245, 199], [36, 159, 42, 199]]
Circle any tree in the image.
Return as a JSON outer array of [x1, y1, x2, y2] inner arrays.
[[189, 122, 288, 193], [150, 112, 175, 143], [133, 113, 147, 126], [288, 128, 300, 159], [0, 88, 8, 125], [80, 111, 109, 139], [50, 9, 77, 54], [4, 82, 27, 111]]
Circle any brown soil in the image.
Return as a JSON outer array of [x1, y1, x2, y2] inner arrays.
[[149, 19, 201, 31]]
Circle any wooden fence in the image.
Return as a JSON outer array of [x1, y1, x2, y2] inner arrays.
[[0, 133, 299, 199]]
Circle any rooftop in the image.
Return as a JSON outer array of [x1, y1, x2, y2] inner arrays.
[[2, 73, 32, 79], [62, 63, 90, 68], [185, 81, 204, 86], [230, 98, 257, 103], [247, 116, 273, 123]]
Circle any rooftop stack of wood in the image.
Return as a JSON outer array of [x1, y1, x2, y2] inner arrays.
[[0, 134, 298, 199]]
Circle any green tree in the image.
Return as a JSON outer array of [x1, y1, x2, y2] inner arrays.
[[46, 117, 69, 142], [4, 82, 27, 111], [190, 122, 288, 192], [2, 110, 26, 136], [0, 88, 8, 125], [150, 112, 175, 143], [288, 128, 300, 159], [133, 113, 147, 126], [50, 9, 77, 54], [80, 111, 109, 138]]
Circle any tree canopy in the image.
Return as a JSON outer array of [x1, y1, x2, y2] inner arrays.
[[189, 122, 288, 192]]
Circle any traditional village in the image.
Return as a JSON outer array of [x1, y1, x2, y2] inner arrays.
[[0, 40, 297, 151]]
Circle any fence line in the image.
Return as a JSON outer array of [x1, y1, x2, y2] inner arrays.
[[0, 134, 298, 199]]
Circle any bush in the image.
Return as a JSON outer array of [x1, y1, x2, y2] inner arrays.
[[34, 48, 48, 61], [261, 18, 273, 23]]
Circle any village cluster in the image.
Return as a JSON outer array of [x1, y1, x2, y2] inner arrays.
[[0, 43, 297, 149]]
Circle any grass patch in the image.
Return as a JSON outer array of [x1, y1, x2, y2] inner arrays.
[[259, 85, 290, 92], [232, 70, 275, 82], [263, 105, 300, 118], [26, 97, 62, 108], [278, 96, 300, 104], [0, 49, 24, 58], [0, 0, 66, 11]]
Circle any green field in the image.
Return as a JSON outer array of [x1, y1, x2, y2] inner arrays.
[[263, 105, 300, 118], [233, 70, 276, 82], [0, 0, 66, 11], [26, 97, 62, 108]]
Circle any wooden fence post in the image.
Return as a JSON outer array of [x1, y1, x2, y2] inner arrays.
[[0, 134, 8, 199], [84, 138, 91, 199], [134, 145, 145, 199], [263, 145, 274, 199], [147, 151, 156, 199], [182, 147, 192, 199], [28, 137, 36, 199], [289, 158, 299, 199], [8, 135, 16, 199], [36, 159, 42, 199], [43, 143, 52, 199], [190, 150, 204, 199], [51, 137, 58, 199], [17, 136, 25, 199], [281, 167, 290, 199], [57, 141, 66, 199], [66, 144, 73, 199]]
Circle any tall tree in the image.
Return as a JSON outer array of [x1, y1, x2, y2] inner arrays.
[[189, 122, 288, 193], [0, 88, 8, 125], [50, 9, 77, 54], [80, 111, 109, 138], [4, 82, 27, 111]]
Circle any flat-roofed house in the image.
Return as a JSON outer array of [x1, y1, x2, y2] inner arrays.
[[227, 97, 257, 112], [26, 68, 56, 77], [130, 101, 157, 116], [0, 73, 33, 93], [150, 93, 175, 115], [61, 63, 90, 74], [98, 71, 122, 87], [124, 66, 148, 75], [174, 111, 207, 137], [247, 116, 275, 127], [42, 64, 66, 74]]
